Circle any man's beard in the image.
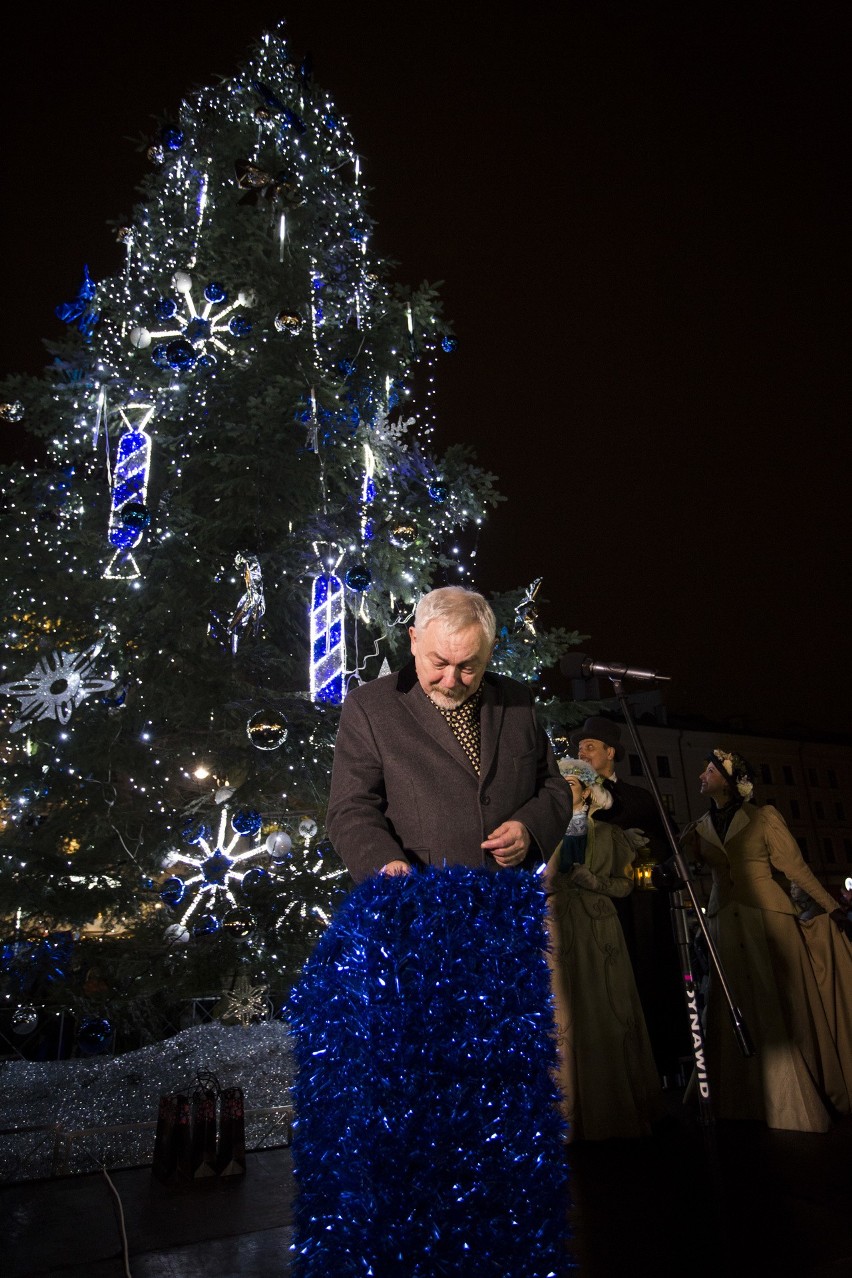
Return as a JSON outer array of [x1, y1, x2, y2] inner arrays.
[[429, 686, 469, 709]]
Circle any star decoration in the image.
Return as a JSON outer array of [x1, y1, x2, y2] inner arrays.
[[162, 806, 268, 929], [219, 970, 271, 1028], [0, 635, 116, 733]]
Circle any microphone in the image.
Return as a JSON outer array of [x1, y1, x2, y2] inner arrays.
[[560, 652, 671, 683]]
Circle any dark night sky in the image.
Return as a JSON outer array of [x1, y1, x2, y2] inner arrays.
[[1, 3, 850, 736]]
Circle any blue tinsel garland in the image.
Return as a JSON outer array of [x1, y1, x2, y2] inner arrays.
[[286, 866, 570, 1276]]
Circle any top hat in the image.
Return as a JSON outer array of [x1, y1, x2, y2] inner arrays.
[[568, 715, 625, 762]]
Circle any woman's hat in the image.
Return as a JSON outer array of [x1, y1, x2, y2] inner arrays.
[[707, 749, 755, 801], [568, 715, 625, 762]]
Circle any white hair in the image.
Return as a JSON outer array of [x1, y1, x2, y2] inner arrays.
[[413, 587, 496, 647]]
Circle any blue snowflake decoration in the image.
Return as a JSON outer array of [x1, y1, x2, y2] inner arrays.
[[161, 807, 269, 930], [128, 272, 253, 372]]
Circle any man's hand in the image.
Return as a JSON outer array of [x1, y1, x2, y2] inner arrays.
[[380, 859, 411, 876], [482, 821, 530, 867]]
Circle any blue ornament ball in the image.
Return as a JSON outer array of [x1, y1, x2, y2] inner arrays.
[[160, 877, 185, 908], [120, 502, 150, 531], [154, 297, 178, 322], [182, 819, 212, 845], [151, 344, 171, 369], [240, 866, 270, 895], [165, 338, 196, 370], [229, 315, 252, 338], [441, 336, 458, 353], [428, 481, 449, 503], [196, 353, 217, 373], [193, 913, 221, 937], [345, 563, 372, 592], [204, 282, 227, 304], [78, 1017, 112, 1052], [161, 127, 184, 151], [232, 808, 263, 836]]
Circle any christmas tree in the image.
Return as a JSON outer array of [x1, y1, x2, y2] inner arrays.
[[0, 23, 579, 1055]]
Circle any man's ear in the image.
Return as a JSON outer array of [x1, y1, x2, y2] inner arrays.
[[408, 625, 417, 652]]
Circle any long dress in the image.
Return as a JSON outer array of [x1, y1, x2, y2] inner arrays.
[[688, 802, 852, 1132], [546, 817, 663, 1140]]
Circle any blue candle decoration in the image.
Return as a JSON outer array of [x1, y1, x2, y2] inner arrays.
[[310, 573, 345, 704]]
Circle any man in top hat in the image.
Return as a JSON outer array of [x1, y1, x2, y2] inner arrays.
[[570, 716, 668, 850], [570, 716, 686, 1081]]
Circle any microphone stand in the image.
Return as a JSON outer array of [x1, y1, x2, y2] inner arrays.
[[604, 676, 754, 1129]]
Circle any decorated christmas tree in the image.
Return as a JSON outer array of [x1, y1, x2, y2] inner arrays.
[[0, 23, 579, 1055]]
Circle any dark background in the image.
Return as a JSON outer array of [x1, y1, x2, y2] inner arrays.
[[1, 3, 849, 735]]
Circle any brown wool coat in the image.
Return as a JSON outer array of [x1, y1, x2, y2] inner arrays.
[[327, 663, 570, 884]]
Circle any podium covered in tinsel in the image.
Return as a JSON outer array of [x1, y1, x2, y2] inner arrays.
[[286, 866, 569, 1277]]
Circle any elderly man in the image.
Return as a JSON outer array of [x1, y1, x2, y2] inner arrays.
[[327, 586, 569, 884]]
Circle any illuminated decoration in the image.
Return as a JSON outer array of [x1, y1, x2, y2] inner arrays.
[[360, 443, 376, 539], [0, 402, 24, 423], [0, 634, 116, 733], [219, 970, 271, 1027], [310, 573, 345, 705], [127, 272, 253, 371], [104, 403, 154, 580], [161, 806, 269, 932], [210, 553, 266, 654], [514, 577, 543, 637]]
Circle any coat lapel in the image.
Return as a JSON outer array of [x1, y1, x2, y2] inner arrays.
[[478, 676, 505, 782], [723, 806, 750, 845], [696, 810, 724, 852]]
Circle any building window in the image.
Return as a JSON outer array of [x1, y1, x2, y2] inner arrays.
[[828, 769, 839, 789], [661, 793, 676, 816], [656, 755, 672, 779], [823, 838, 836, 864], [783, 765, 794, 785], [814, 801, 825, 820], [836, 802, 846, 822], [629, 754, 643, 777], [797, 836, 810, 861], [790, 799, 801, 819], [808, 767, 818, 786], [843, 839, 852, 862], [760, 763, 773, 784]]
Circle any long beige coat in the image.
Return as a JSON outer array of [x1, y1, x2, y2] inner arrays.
[[546, 819, 663, 1140], [688, 802, 852, 1131]]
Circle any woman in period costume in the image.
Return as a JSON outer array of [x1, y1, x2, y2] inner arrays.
[[678, 748, 852, 1132], [546, 758, 662, 1141]]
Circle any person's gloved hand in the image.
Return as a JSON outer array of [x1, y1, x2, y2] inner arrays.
[[650, 860, 686, 893], [830, 909, 852, 939]]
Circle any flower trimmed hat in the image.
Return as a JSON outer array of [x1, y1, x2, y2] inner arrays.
[[707, 749, 755, 801]]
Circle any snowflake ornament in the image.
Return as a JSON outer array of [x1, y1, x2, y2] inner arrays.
[[0, 636, 116, 733], [161, 806, 268, 931], [219, 970, 271, 1028], [128, 272, 254, 372]]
